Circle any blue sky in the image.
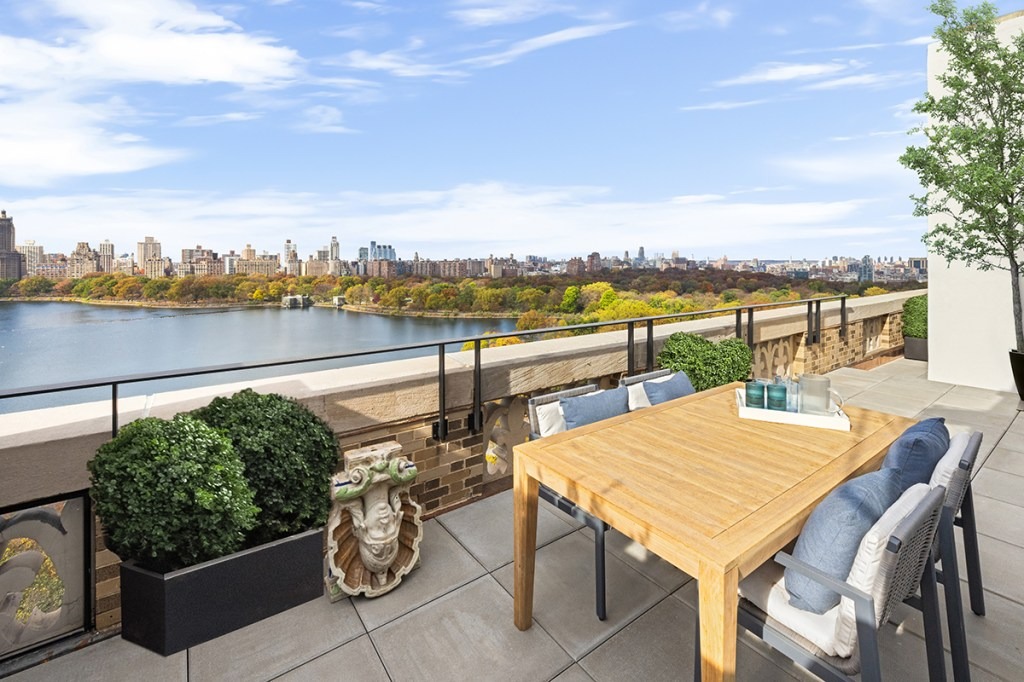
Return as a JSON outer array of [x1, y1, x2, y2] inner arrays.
[[0, 0, 1017, 263]]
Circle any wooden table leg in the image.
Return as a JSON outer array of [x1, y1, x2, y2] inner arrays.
[[513, 454, 539, 630], [698, 561, 739, 682]]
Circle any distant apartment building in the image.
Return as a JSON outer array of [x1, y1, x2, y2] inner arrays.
[[222, 251, 240, 275], [137, 237, 161, 275], [35, 261, 68, 279], [330, 236, 340, 261], [859, 255, 874, 283], [144, 257, 171, 279], [98, 240, 114, 274], [241, 244, 257, 261], [236, 254, 279, 276], [565, 257, 585, 276], [112, 255, 135, 275], [304, 258, 332, 277], [586, 252, 602, 273], [67, 242, 100, 279], [283, 239, 300, 275], [16, 239, 44, 276], [368, 259, 397, 279], [0, 210, 25, 280]]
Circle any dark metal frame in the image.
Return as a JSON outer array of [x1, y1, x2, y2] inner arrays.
[[0, 489, 94, 663], [0, 296, 847, 444]]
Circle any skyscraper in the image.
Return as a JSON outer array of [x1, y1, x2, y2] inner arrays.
[[330, 236, 340, 261], [0, 210, 25, 280]]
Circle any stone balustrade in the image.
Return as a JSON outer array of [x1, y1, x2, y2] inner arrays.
[[0, 290, 920, 636]]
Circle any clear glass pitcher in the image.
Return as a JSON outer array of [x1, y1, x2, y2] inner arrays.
[[798, 374, 844, 415]]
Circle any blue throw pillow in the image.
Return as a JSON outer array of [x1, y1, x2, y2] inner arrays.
[[642, 371, 696, 405], [882, 417, 950, 492], [786, 468, 902, 614], [560, 387, 629, 430]]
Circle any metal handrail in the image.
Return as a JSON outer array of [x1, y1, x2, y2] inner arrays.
[[0, 295, 847, 441]]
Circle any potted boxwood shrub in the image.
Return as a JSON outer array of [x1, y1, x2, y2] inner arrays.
[[89, 391, 339, 656], [656, 332, 753, 391], [902, 294, 928, 361]]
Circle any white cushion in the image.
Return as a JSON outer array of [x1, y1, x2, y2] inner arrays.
[[929, 432, 971, 489], [626, 383, 652, 411], [534, 401, 565, 437], [740, 561, 842, 656], [627, 373, 677, 411], [535, 389, 605, 436], [834, 483, 930, 657], [740, 483, 930, 659]]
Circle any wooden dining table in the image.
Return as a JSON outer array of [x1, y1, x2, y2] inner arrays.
[[512, 382, 915, 682]]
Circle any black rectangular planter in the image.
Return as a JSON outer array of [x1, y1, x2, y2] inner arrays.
[[120, 527, 324, 656], [904, 336, 928, 361]]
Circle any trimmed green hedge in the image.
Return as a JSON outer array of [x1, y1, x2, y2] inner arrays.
[[88, 415, 258, 572], [192, 389, 339, 546], [902, 294, 928, 339], [656, 332, 753, 391]]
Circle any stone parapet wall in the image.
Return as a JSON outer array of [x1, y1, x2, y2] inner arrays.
[[0, 290, 922, 637]]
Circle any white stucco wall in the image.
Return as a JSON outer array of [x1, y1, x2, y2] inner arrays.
[[925, 12, 1023, 393]]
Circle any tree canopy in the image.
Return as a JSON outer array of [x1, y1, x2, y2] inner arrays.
[[900, 0, 1024, 350]]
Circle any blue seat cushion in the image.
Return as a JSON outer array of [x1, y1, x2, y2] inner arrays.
[[560, 387, 629, 430], [642, 371, 696, 405], [786, 468, 902, 614], [882, 417, 950, 492]]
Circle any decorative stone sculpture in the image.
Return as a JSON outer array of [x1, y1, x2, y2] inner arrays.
[[481, 396, 530, 476], [326, 442, 422, 600]]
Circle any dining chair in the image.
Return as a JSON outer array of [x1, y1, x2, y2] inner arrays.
[[909, 430, 984, 682], [526, 384, 612, 620], [618, 369, 671, 410], [696, 484, 948, 682]]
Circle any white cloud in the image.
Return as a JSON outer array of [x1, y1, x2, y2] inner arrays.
[[449, 1, 572, 27], [9, 182, 887, 261], [787, 36, 934, 54], [461, 22, 633, 68], [799, 71, 920, 91], [829, 130, 907, 142], [0, 0, 303, 186], [176, 112, 262, 127], [663, 2, 736, 31], [0, 1, 300, 90], [333, 41, 467, 78], [716, 60, 861, 87], [0, 96, 186, 187], [679, 99, 769, 111], [343, 1, 397, 14], [773, 148, 914, 184], [295, 105, 357, 133]]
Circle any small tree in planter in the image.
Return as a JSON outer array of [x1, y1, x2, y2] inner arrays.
[[656, 332, 753, 391], [191, 388, 339, 547], [88, 414, 258, 573], [899, 1, 1024, 395], [902, 295, 929, 361]]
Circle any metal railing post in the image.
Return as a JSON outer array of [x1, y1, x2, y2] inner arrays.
[[627, 321, 636, 376], [747, 307, 754, 348], [433, 345, 448, 441], [646, 320, 655, 372], [471, 339, 482, 433], [111, 383, 118, 437], [840, 296, 848, 339], [735, 309, 742, 340], [814, 299, 822, 344]]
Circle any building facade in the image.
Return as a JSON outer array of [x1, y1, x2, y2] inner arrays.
[[0, 210, 24, 280], [16, 240, 44, 276]]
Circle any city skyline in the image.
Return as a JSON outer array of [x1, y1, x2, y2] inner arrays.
[[1, 1, 1017, 260]]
